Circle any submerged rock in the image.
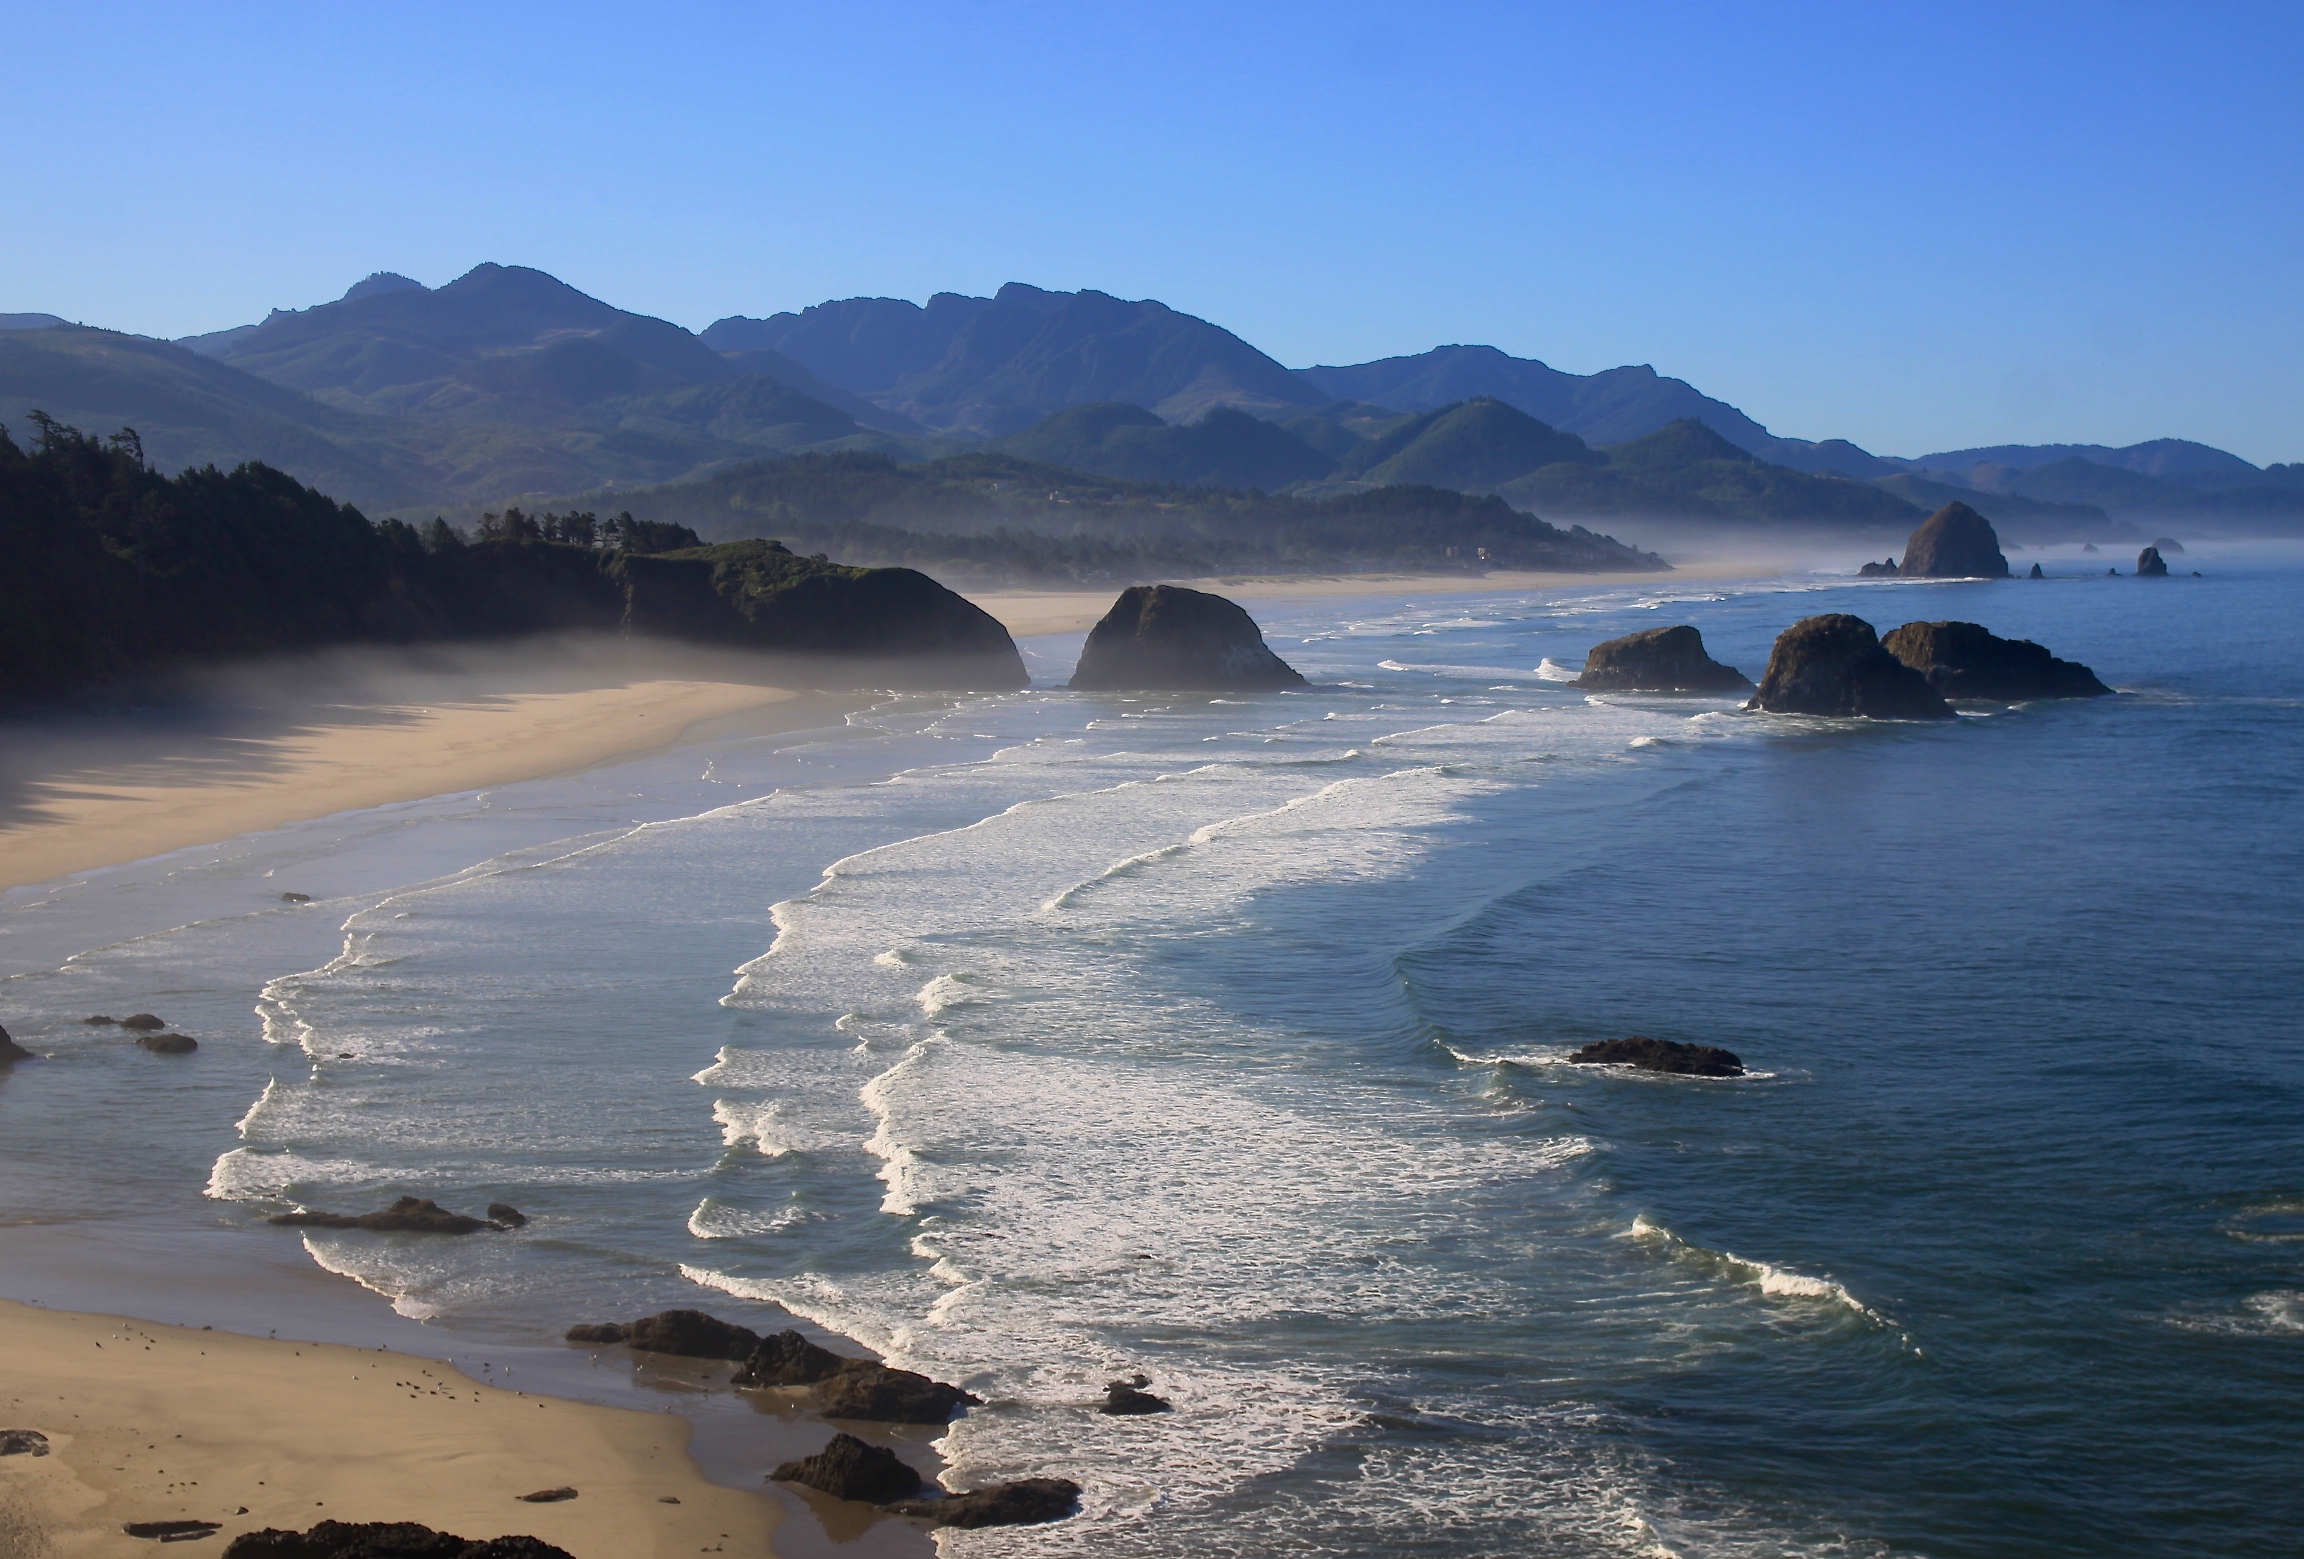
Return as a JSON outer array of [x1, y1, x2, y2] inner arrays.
[[82, 1014, 118, 1025], [1899, 502, 2010, 579], [0, 1023, 32, 1065], [280, 892, 312, 904], [222, 1520, 575, 1558], [1880, 621, 2112, 700], [0, 1428, 50, 1455], [886, 1478, 1083, 1529], [771, 1432, 922, 1503], [1567, 1037, 1745, 1077], [120, 1013, 167, 1031], [562, 1310, 760, 1360], [733, 1329, 849, 1387], [811, 1359, 981, 1425], [2136, 546, 2171, 577], [271, 1197, 506, 1235], [1068, 585, 1307, 692], [1744, 615, 1955, 721], [1573, 625, 1750, 693], [1100, 1379, 1171, 1415], [136, 1033, 199, 1054], [1858, 558, 1899, 577]]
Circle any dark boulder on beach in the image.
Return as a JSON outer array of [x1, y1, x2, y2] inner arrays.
[[223, 1520, 575, 1558], [2136, 546, 2171, 577], [1858, 558, 1899, 577], [886, 1478, 1083, 1529], [1899, 502, 2009, 579], [0, 1429, 50, 1455], [734, 1329, 850, 1387], [1068, 585, 1307, 691], [812, 1359, 982, 1425], [272, 1197, 504, 1235], [1101, 1379, 1171, 1414], [1572, 625, 1750, 693], [121, 1013, 167, 1031], [1881, 621, 2112, 701], [772, 1432, 923, 1503], [0, 1024, 33, 1065], [126, 1521, 223, 1541], [1568, 1037, 1745, 1077], [563, 1309, 761, 1360], [136, 1032, 199, 1054], [1745, 615, 1955, 721]]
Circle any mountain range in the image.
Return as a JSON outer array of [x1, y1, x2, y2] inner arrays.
[[4, 266, 2296, 539]]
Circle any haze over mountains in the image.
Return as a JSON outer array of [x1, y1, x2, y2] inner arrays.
[[3, 265, 2297, 545]]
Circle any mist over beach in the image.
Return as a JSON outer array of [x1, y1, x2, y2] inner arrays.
[[4, 6, 2301, 1558]]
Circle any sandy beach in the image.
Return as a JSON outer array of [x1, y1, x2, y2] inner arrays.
[[966, 557, 1795, 637], [0, 641, 842, 896], [0, 1298, 776, 1558]]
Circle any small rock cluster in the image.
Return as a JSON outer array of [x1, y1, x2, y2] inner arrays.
[[222, 1521, 573, 1557]]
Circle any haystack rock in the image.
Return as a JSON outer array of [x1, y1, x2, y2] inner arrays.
[[1744, 615, 1954, 720], [772, 1432, 922, 1503], [885, 1478, 1083, 1528], [2136, 546, 2170, 577], [1068, 585, 1306, 691], [1899, 502, 2010, 579], [1881, 622, 2112, 700], [1573, 625, 1750, 693], [563, 1309, 760, 1359]]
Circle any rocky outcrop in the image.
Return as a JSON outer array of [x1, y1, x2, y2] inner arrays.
[[223, 1520, 575, 1558], [1881, 621, 2112, 700], [271, 1197, 516, 1235], [810, 1360, 981, 1425], [562, 1310, 759, 1359], [0, 1023, 32, 1065], [137, 1033, 199, 1054], [120, 1014, 167, 1031], [733, 1329, 849, 1387], [772, 1433, 923, 1503], [1100, 1379, 1171, 1415], [1899, 502, 2010, 579], [1068, 585, 1306, 691], [2029, 563, 2044, 578], [485, 1204, 527, 1228], [886, 1479, 1082, 1529], [1744, 615, 1955, 720], [1568, 1037, 1745, 1077], [1858, 559, 1898, 577], [2136, 546, 2170, 577], [0, 1429, 50, 1455], [1572, 625, 1750, 693]]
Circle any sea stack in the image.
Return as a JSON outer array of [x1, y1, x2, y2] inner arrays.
[[1573, 626, 1750, 693], [1899, 502, 2010, 579], [2136, 546, 2171, 577], [1858, 558, 1899, 577], [1069, 585, 1307, 691], [1745, 615, 1954, 720], [1880, 621, 2112, 700]]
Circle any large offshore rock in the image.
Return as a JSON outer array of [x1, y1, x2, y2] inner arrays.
[[1881, 621, 2112, 700], [2135, 546, 2171, 577], [562, 1309, 761, 1360], [1899, 502, 2010, 579], [771, 1432, 922, 1503], [1068, 585, 1306, 691], [1745, 615, 1955, 720], [1572, 625, 1750, 693]]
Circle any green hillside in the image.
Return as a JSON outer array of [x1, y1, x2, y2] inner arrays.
[[1345, 398, 1600, 490], [995, 403, 1336, 489], [1500, 419, 1922, 526]]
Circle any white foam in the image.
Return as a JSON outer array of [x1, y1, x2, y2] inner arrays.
[[1627, 1217, 1900, 1333]]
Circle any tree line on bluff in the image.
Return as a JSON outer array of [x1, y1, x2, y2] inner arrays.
[[0, 415, 1024, 702]]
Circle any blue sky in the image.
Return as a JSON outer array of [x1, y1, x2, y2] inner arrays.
[[5, 1, 2298, 461]]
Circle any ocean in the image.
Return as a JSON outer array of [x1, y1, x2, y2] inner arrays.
[[3, 546, 2299, 1557]]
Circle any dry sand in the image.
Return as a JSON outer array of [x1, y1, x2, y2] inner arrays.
[[0, 1298, 776, 1559], [967, 558, 1792, 637], [0, 644, 835, 896]]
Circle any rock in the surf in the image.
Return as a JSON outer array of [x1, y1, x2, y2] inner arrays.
[[733, 1329, 850, 1387], [82, 1014, 118, 1025], [1858, 558, 1899, 577], [562, 1309, 760, 1359], [1899, 502, 2010, 579], [0, 1429, 50, 1455], [271, 1197, 501, 1235], [885, 1478, 1083, 1528], [1745, 615, 1955, 720], [485, 1203, 528, 1228], [1567, 1037, 1745, 1077], [1100, 1379, 1171, 1415], [136, 1032, 199, 1054], [0, 1023, 33, 1065], [1068, 585, 1307, 692], [1880, 621, 2112, 700], [1572, 625, 1751, 693], [2136, 546, 2171, 577], [771, 1432, 923, 1503], [120, 1013, 167, 1031], [811, 1359, 981, 1425], [222, 1520, 575, 1558], [280, 892, 312, 904]]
